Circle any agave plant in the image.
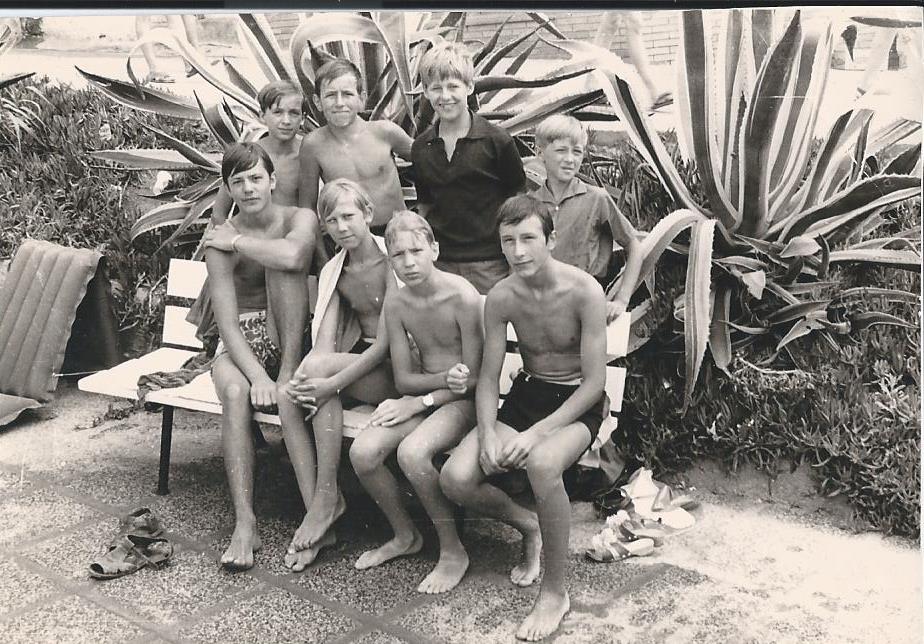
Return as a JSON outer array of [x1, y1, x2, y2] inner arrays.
[[0, 18, 39, 145], [76, 11, 624, 252], [585, 8, 922, 410]]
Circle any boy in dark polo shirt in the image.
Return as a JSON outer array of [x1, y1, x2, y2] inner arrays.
[[530, 115, 642, 322], [411, 41, 526, 295]]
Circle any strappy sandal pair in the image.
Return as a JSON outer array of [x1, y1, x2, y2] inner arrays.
[[89, 507, 174, 580]]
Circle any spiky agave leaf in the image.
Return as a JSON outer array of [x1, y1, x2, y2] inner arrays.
[[90, 148, 207, 171], [75, 66, 200, 119], [677, 11, 739, 230], [738, 10, 801, 237], [682, 218, 716, 412]]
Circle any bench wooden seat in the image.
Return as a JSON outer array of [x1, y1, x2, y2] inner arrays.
[[79, 259, 628, 495]]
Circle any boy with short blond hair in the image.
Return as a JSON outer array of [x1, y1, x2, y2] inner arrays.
[[282, 178, 400, 571], [348, 210, 483, 594], [298, 58, 413, 238], [412, 41, 526, 295], [530, 114, 642, 321]]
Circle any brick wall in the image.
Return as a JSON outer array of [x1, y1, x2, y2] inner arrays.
[[263, 9, 904, 70], [462, 11, 681, 65], [264, 12, 304, 49]]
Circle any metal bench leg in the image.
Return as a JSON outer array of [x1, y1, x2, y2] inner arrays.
[[157, 406, 175, 495]]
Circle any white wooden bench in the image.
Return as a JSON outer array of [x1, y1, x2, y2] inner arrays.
[[79, 259, 628, 495]]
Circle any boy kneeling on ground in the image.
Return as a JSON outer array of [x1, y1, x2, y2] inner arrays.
[[440, 194, 608, 641]]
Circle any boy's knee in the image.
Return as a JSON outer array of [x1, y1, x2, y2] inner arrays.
[[349, 437, 381, 474], [439, 462, 471, 503], [397, 440, 434, 476], [525, 451, 563, 483], [219, 380, 250, 404], [298, 352, 329, 378]]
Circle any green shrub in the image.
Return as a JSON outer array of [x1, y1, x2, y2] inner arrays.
[[615, 194, 921, 538], [0, 77, 210, 355]]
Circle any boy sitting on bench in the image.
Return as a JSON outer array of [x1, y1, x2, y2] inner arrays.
[[349, 211, 483, 593], [440, 195, 608, 641], [203, 142, 315, 570], [282, 178, 400, 570]]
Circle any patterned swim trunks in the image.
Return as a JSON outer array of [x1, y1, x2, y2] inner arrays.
[[215, 310, 281, 380]]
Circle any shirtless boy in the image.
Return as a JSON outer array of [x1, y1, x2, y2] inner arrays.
[[440, 195, 608, 641], [282, 178, 400, 570], [212, 80, 307, 222], [349, 211, 482, 593], [299, 58, 413, 239], [191, 81, 309, 342], [202, 142, 316, 570]]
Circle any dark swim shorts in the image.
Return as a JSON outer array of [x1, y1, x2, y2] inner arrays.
[[497, 372, 606, 448]]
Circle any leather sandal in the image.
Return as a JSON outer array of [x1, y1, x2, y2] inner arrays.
[[89, 534, 173, 580]]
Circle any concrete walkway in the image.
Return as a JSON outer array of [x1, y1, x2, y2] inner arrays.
[[0, 381, 919, 643]]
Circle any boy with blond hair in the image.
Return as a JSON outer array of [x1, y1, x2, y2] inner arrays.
[[530, 114, 642, 321], [282, 178, 400, 570], [411, 41, 526, 295], [349, 211, 483, 594], [299, 58, 413, 240]]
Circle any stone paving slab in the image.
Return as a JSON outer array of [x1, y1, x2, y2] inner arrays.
[[177, 586, 358, 644], [0, 382, 920, 643]]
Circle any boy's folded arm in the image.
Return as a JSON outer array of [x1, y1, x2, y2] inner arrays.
[[206, 249, 270, 384], [384, 296, 448, 395], [234, 211, 317, 272]]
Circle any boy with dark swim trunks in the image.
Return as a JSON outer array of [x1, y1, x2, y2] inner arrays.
[[349, 211, 483, 594], [439, 194, 607, 642], [203, 143, 316, 571], [281, 178, 400, 571]]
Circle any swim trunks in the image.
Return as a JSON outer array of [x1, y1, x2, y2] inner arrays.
[[214, 310, 281, 379], [497, 371, 605, 448]]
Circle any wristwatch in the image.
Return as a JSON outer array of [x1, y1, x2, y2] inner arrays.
[[421, 393, 435, 408]]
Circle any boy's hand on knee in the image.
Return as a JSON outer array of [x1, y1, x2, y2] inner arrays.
[[446, 363, 470, 394], [370, 395, 423, 427], [498, 430, 539, 470], [278, 381, 317, 414], [293, 376, 338, 402], [250, 376, 277, 410], [479, 429, 506, 476]]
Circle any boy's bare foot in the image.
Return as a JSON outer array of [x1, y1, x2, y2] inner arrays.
[[417, 547, 469, 594], [354, 530, 423, 570], [510, 528, 542, 586], [220, 522, 262, 570], [292, 490, 346, 550], [284, 530, 337, 572], [516, 591, 570, 641]]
